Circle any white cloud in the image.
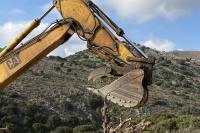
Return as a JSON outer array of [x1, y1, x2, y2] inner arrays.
[[0, 21, 176, 56], [97, 0, 200, 22], [177, 49, 184, 51], [64, 37, 87, 56], [0, 21, 48, 47], [0, 21, 86, 57], [142, 38, 176, 52], [49, 35, 87, 57]]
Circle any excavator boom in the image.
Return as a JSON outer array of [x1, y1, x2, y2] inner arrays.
[[0, 21, 73, 89], [0, 0, 155, 108]]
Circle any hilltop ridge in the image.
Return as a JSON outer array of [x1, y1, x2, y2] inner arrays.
[[0, 48, 200, 132]]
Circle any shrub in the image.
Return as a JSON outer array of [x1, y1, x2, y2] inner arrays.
[[60, 100, 73, 111], [67, 68, 72, 72], [64, 116, 79, 127], [176, 59, 186, 65], [192, 118, 200, 128], [1, 115, 19, 124], [87, 94, 103, 110], [182, 80, 193, 88], [49, 56, 65, 61], [46, 115, 61, 129], [54, 67, 61, 71], [9, 92, 20, 98], [32, 123, 47, 133], [82, 60, 97, 68], [151, 118, 177, 132], [54, 126, 73, 133], [34, 112, 47, 123], [161, 69, 175, 80], [10, 124, 26, 133], [73, 124, 96, 133], [177, 116, 193, 129], [177, 74, 185, 82], [152, 100, 168, 107], [27, 104, 43, 116], [1, 103, 19, 115], [155, 81, 163, 86], [23, 116, 32, 127], [159, 59, 172, 66], [83, 55, 89, 59]]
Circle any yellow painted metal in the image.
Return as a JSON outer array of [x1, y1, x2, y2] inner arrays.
[[0, 0, 153, 109], [54, 0, 137, 64], [0, 0, 149, 108], [0, 0, 140, 90], [117, 43, 136, 64], [0, 23, 73, 90], [0, 19, 40, 57]]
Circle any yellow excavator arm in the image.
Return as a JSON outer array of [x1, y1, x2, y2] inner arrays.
[[0, 0, 155, 108]]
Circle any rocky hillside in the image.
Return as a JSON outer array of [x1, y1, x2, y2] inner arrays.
[[169, 51, 200, 60], [0, 48, 200, 133]]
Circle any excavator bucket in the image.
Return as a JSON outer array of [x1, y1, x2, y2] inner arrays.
[[87, 69, 148, 108]]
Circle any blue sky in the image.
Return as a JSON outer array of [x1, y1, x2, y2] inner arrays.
[[0, 0, 200, 56]]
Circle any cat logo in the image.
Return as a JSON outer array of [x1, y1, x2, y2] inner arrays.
[[6, 55, 21, 70]]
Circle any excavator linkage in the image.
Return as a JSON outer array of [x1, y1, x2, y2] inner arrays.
[[0, 0, 155, 109], [87, 57, 155, 108]]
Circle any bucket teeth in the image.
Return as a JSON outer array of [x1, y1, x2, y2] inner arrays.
[[88, 67, 112, 81], [87, 69, 148, 108]]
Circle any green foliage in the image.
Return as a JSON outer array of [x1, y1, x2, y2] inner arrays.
[[81, 60, 97, 68], [1, 103, 19, 115], [146, 114, 176, 124], [60, 100, 73, 111], [22, 116, 32, 127], [160, 69, 175, 81], [49, 56, 65, 61], [144, 115, 200, 133], [150, 118, 177, 132], [1, 50, 200, 133], [26, 104, 43, 116], [192, 118, 200, 128], [152, 100, 168, 107], [9, 92, 20, 98], [73, 124, 97, 133], [83, 55, 89, 59], [54, 67, 61, 71], [182, 79, 193, 88], [87, 94, 103, 110], [54, 126, 73, 133], [67, 68, 72, 72], [34, 112, 47, 123], [0, 94, 96, 133], [155, 80, 163, 86], [159, 59, 172, 66], [176, 59, 186, 65], [46, 115, 61, 129], [64, 116, 80, 127], [176, 74, 185, 82], [176, 116, 193, 129], [32, 123, 47, 133]]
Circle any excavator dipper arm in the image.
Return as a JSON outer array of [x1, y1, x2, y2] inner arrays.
[[0, 0, 155, 108], [53, 0, 155, 108]]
